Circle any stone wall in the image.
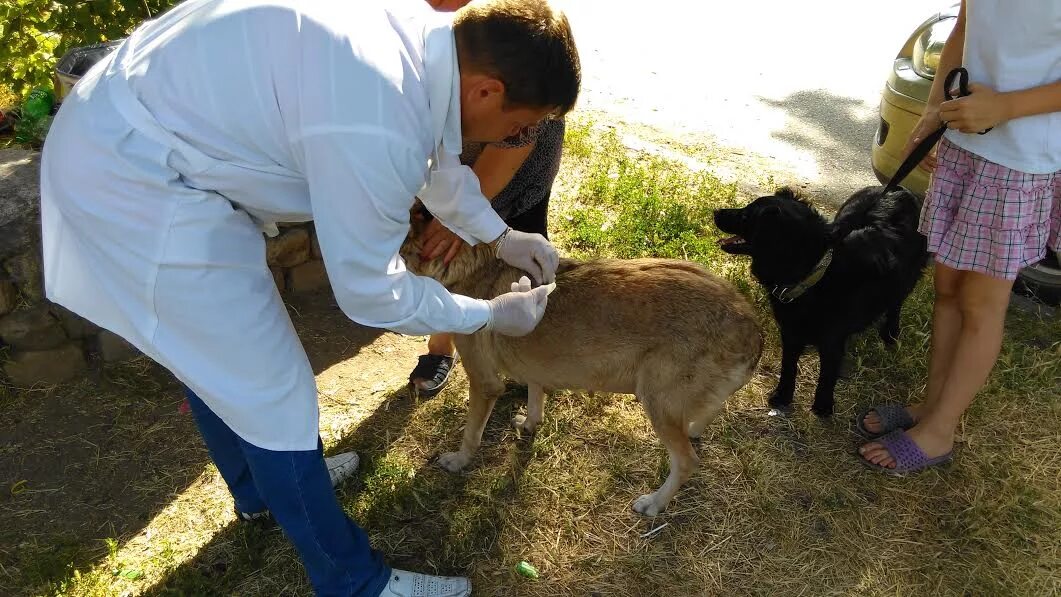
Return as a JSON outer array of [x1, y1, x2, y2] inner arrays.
[[0, 148, 330, 387]]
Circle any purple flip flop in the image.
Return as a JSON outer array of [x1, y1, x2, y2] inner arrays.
[[860, 429, 953, 476], [855, 404, 915, 439]]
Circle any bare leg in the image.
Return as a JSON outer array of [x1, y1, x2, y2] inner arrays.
[[512, 383, 546, 434], [426, 333, 456, 356], [861, 270, 1013, 467], [863, 262, 963, 433]]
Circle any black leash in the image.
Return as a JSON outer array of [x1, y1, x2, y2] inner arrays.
[[883, 67, 992, 194]]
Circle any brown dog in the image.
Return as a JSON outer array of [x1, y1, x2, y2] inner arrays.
[[402, 216, 763, 515]]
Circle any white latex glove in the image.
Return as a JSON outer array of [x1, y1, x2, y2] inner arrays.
[[494, 228, 559, 285], [482, 276, 552, 336]]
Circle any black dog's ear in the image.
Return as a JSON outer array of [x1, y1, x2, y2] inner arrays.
[[748, 205, 784, 243], [763, 205, 783, 219]]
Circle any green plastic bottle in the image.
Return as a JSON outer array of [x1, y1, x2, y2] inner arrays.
[[15, 88, 56, 145], [23, 88, 55, 120], [515, 561, 539, 579]]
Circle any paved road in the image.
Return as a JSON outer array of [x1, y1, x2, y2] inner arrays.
[[553, 0, 945, 205]]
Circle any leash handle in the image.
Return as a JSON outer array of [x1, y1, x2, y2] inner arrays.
[[944, 67, 992, 134], [942, 67, 968, 102], [883, 67, 991, 194]]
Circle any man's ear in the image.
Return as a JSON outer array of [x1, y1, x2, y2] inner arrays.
[[478, 77, 504, 99], [463, 76, 505, 108]]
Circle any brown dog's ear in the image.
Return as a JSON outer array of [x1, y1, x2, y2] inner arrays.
[[408, 201, 429, 240]]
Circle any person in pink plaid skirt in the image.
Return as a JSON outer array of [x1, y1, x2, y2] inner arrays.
[[859, 0, 1061, 474]]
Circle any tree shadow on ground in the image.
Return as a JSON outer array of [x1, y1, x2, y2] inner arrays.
[[0, 290, 386, 595], [760, 89, 882, 205], [137, 380, 541, 596]]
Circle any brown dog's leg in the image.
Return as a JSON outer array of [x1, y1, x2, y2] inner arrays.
[[634, 401, 699, 516], [511, 383, 545, 434], [687, 400, 725, 440], [438, 380, 500, 472], [689, 364, 755, 438]]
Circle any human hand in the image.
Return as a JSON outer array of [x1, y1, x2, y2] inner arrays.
[[940, 83, 1007, 134], [420, 218, 467, 265], [483, 276, 550, 336], [902, 107, 944, 172], [494, 229, 559, 285]]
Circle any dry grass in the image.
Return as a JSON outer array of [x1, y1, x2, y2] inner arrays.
[[1, 119, 1059, 597], [0, 84, 16, 111]]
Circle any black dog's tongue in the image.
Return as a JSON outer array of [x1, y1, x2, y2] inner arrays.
[[718, 235, 743, 246]]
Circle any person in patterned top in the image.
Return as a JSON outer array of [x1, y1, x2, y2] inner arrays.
[[410, 117, 566, 396]]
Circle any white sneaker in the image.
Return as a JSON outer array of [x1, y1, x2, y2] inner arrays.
[[325, 451, 359, 487], [237, 451, 360, 525], [378, 569, 471, 597]]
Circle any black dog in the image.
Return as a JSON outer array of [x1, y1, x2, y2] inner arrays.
[[713, 186, 927, 416]]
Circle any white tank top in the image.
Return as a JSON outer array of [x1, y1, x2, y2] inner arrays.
[[945, 0, 1061, 174]]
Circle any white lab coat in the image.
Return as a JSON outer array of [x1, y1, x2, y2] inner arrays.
[[40, 0, 508, 450]]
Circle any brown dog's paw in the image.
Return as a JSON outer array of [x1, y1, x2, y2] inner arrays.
[[511, 414, 539, 435], [437, 451, 471, 472], [632, 493, 666, 517]]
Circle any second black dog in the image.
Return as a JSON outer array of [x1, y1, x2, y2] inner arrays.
[[714, 186, 928, 416]]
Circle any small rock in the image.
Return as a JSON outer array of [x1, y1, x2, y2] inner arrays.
[[0, 278, 16, 316], [98, 330, 139, 362], [52, 304, 100, 339], [4, 343, 87, 386], [266, 228, 310, 268], [270, 267, 286, 292], [288, 261, 329, 293], [0, 306, 68, 350]]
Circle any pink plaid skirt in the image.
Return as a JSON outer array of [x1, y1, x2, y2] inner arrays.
[[919, 137, 1061, 280]]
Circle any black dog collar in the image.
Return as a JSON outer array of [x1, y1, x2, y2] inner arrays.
[[770, 248, 834, 304]]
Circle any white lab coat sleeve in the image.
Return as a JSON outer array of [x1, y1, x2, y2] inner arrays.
[[416, 148, 509, 245], [297, 129, 492, 336]]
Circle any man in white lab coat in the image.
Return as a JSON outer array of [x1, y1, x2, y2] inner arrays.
[[39, 0, 580, 594]]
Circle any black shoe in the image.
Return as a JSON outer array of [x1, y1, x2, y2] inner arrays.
[[408, 353, 458, 398]]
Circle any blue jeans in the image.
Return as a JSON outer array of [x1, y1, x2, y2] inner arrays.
[[184, 389, 390, 596]]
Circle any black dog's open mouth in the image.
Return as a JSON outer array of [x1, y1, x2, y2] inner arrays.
[[717, 235, 750, 254]]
